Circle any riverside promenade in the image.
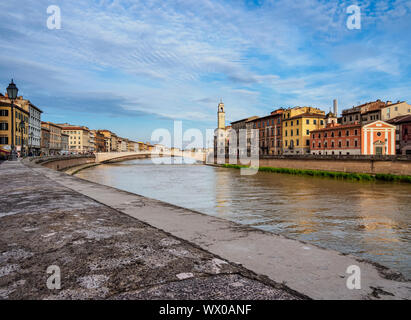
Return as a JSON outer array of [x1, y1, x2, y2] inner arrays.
[[1, 160, 410, 300], [0, 160, 299, 300]]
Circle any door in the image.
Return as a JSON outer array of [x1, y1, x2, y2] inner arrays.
[[375, 146, 383, 155]]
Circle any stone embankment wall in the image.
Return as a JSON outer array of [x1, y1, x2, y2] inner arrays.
[[31, 155, 96, 171], [217, 155, 411, 175]]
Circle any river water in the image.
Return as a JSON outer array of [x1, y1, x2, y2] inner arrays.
[[76, 157, 411, 278]]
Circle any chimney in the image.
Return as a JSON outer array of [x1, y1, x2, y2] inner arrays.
[[333, 99, 338, 116]]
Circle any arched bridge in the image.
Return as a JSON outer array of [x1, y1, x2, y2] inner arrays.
[[95, 150, 206, 164]]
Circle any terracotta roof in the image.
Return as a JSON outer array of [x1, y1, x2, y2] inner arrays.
[[342, 100, 388, 115], [287, 112, 326, 120], [387, 114, 411, 124], [231, 116, 259, 124], [0, 101, 29, 114], [60, 126, 90, 131], [310, 123, 361, 133]]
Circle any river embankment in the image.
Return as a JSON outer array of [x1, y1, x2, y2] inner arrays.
[[4, 157, 408, 299]]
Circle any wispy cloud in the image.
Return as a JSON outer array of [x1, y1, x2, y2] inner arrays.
[[0, 0, 410, 140]]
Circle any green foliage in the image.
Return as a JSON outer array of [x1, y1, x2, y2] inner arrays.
[[221, 164, 411, 184]]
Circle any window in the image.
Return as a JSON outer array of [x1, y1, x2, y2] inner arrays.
[[346, 130, 349, 136], [338, 141, 342, 148], [0, 110, 9, 116], [324, 141, 328, 147], [355, 140, 358, 147], [338, 131, 342, 137], [291, 130, 293, 136], [306, 130, 310, 135], [291, 121, 293, 126], [313, 142, 315, 148], [297, 120, 299, 125], [318, 133, 321, 138], [285, 130, 288, 137], [346, 140, 350, 147], [0, 136, 8, 144], [324, 132, 327, 138], [354, 129, 358, 135], [318, 142, 321, 148], [296, 129, 299, 135], [306, 119, 309, 125], [0, 122, 8, 130], [331, 132, 334, 137], [296, 139, 299, 146], [285, 140, 288, 146], [313, 120, 317, 125], [306, 140, 309, 146], [377, 132, 382, 137], [320, 120, 324, 125]]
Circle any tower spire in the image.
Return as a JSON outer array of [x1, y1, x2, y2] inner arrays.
[[217, 100, 225, 129]]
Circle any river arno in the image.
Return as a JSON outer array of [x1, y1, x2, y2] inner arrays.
[[76, 158, 411, 279]]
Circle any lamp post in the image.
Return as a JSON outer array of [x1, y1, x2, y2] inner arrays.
[[7, 79, 18, 161], [20, 120, 26, 157]]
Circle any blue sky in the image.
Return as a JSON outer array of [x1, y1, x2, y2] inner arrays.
[[1, 0, 410, 143]]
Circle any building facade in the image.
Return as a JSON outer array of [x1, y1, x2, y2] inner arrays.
[[230, 116, 258, 157], [310, 123, 361, 155], [341, 100, 411, 126], [41, 122, 62, 154], [248, 109, 283, 156], [282, 107, 325, 154], [59, 125, 91, 154], [0, 100, 29, 157], [92, 130, 106, 152], [27, 103, 42, 155], [40, 127, 50, 155], [388, 115, 411, 155], [361, 121, 396, 155], [61, 133, 69, 154]]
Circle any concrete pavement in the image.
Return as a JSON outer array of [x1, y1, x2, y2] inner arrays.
[[0, 160, 299, 300]]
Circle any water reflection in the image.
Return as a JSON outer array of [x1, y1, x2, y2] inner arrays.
[[77, 157, 411, 278]]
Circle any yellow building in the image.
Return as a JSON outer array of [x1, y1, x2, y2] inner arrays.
[[0, 100, 29, 157], [58, 125, 91, 154], [282, 106, 325, 154]]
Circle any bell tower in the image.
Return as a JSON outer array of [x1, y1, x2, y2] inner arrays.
[[217, 100, 225, 129]]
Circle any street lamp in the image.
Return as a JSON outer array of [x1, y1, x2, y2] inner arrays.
[[20, 120, 26, 157], [7, 79, 18, 161]]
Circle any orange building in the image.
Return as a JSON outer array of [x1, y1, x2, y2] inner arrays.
[[361, 121, 396, 155]]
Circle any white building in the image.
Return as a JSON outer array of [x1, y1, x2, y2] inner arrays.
[[89, 130, 95, 152], [28, 103, 43, 155]]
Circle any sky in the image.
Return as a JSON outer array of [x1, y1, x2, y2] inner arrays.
[[1, 0, 410, 145]]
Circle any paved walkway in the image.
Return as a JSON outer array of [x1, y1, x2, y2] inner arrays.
[[0, 161, 299, 300]]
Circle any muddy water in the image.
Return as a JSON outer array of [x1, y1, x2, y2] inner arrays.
[[77, 158, 411, 278]]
